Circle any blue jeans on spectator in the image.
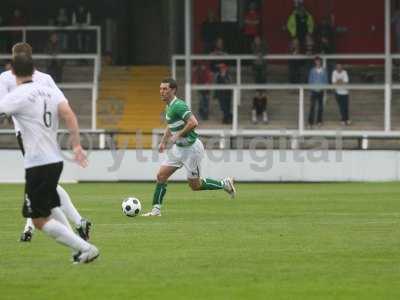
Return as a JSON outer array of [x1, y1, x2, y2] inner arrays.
[[308, 91, 324, 126]]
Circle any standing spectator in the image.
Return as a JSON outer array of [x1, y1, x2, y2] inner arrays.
[[316, 16, 335, 52], [0, 16, 6, 53], [56, 8, 69, 51], [307, 56, 328, 128], [332, 63, 351, 126], [215, 64, 232, 124], [192, 62, 213, 121], [393, 10, 400, 53], [252, 90, 268, 124], [288, 38, 302, 83], [210, 37, 228, 73], [242, 2, 261, 53], [251, 35, 267, 84], [45, 33, 63, 83], [9, 9, 27, 47], [201, 10, 219, 53], [317, 17, 335, 81], [287, 4, 314, 52], [303, 33, 315, 82], [72, 5, 91, 52]]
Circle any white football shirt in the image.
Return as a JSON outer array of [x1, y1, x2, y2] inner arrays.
[[0, 70, 65, 133], [331, 70, 349, 95], [0, 82, 66, 168]]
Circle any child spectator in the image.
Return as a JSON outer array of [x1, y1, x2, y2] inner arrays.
[[252, 90, 268, 124]]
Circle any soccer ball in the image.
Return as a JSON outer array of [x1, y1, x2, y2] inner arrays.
[[122, 197, 142, 217]]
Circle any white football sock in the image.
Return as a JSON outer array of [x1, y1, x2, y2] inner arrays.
[[41, 219, 91, 252], [24, 218, 35, 232], [51, 207, 73, 233], [57, 185, 82, 227]]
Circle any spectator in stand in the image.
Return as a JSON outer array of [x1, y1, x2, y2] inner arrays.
[[251, 35, 267, 84], [252, 90, 268, 124], [317, 16, 335, 80], [192, 61, 213, 121], [0, 16, 6, 53], [9, 9, 27, 46], [56, 8, 69, 51], [332, 63, 351, 126], [316, 16, 335, 52], [307, 56, 328, 128], [288, 38, 302, 83], [201, 10, 219, 53], [243, 2, 261, 53], [287, 3, 314, 52], [45, 32, 64, 83], [210, 37, 228, 73], [215, 63, 233, 124], [304, 33, 315, 81], [72, 5, 92, 52], [392, 10, 400, 53]]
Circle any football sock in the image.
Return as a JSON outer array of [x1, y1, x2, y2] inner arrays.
[[152, 182, 167, 207], [24, 218, 35, 232], [200, 178, 224, 190], [57, 185, 82, 227], [51, 207, 73, 233], [42, 219, 91, 252]]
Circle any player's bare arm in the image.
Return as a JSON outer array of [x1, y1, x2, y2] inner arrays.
[[159, 127, 172, 153], [58, 101, 88, 167]]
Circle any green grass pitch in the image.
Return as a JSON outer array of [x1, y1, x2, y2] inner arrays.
[[0, 182, 400, 300]]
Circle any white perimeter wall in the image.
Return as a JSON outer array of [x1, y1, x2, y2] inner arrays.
[[1, 150, 399, 182]]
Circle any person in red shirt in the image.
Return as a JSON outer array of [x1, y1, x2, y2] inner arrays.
[[192, 61, 213, 120], [243, 2, 261, 53]]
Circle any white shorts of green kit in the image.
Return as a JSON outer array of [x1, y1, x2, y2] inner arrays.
[[162, 139, 205, 179]]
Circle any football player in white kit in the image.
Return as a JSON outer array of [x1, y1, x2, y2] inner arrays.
[[0, 54, 99, 263], [0, 43, 91, 242]]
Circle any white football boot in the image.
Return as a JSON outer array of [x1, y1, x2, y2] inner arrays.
[[223, 177, 236, 199]]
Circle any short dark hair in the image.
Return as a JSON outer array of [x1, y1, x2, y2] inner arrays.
[[11, 54, 34, 77], [161, 78, 178, 92], [12, 42, 33, 57]]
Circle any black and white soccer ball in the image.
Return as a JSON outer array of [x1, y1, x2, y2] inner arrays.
[[122, 197, 142, 217]]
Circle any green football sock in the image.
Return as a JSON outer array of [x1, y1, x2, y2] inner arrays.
[[152, 182, 167, 207], [200, 178, 224, 190]]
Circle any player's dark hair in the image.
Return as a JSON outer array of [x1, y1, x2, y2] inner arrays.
[[161, 78, 178, 92], [12, 42, 33, 58], [11, 54, 34, 77]]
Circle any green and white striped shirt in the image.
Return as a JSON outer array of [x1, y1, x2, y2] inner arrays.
[[166, 97, 198, 147]]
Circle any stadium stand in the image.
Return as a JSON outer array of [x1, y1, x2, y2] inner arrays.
[[97, 65, 169, 148]]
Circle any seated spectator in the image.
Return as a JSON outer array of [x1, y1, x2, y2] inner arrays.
[[252, 90, 268, 124], [72, 5, 92, 52], [307, 56, 328, 128], [242, 2, 261, 53], [287, 3, 314, 52], [192, 61, 213, 120], [45, 32, 63, 83], [288, 38, 302, 83], [251, 35, 267, 84], [332, 63, 351, 126], [215, 63, 232, 124], [201, 10, 219, 53]]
